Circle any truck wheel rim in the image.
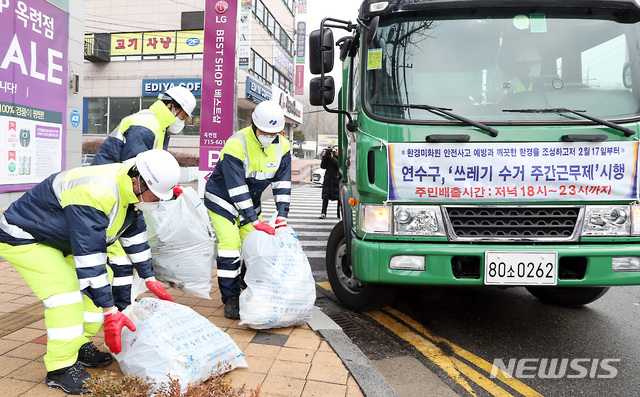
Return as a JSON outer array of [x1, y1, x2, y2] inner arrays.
[[335, 237, 364, 294]]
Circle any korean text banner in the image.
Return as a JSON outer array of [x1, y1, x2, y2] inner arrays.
[[387, 142, 639, 202], [296, 21, 305, 64], [0, 0, 68, 192], [200, 0, 238, 173]]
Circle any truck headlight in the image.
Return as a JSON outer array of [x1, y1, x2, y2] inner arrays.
[[582, 205, 631, 236], [632, 205, 640, 236], [362, 204, 391, 234], [394, 205, 446, 236]]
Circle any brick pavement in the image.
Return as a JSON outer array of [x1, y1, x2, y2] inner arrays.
[[0, 259, 364, 396]]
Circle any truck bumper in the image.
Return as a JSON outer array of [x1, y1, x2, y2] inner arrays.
[[351, 238, 640, 286]]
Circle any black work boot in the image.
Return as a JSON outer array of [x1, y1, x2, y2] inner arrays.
[[45, 362, 90, 394], [224, 296, 240, 319], [77, 341, 112, 367]]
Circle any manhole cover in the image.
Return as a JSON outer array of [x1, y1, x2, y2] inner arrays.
[[327, 312, 363, 333]]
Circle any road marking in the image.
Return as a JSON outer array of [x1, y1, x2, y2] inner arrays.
[[299, 240, 328, 246], [316, 283, 542, 397], [384, 308, 541, 396], [317, 281, 332, 290], [303, 250, 326, 258], [367, 308, 544, 397]]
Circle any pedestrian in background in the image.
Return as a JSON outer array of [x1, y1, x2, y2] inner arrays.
[[319, 145, 340, 219]]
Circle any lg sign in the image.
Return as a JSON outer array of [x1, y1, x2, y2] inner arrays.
[[215, 1, 228, 13]]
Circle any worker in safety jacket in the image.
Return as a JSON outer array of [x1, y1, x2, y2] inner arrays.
[[0, 149, 180, 394], [511, 47, 542, 93], [204, 100, 291, 320], [90, 86, 196, 312]]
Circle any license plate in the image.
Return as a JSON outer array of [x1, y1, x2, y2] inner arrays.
[[484, 251, 557, 286]]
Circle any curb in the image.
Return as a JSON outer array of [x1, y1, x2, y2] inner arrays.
[[308, 307, 398, 397]]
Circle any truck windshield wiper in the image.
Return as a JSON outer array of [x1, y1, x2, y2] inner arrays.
[[502, 108, 635, 137], [373, 103, 499, 137]]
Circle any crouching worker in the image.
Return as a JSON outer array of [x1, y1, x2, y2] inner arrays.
[[0, 149, 179, 394]]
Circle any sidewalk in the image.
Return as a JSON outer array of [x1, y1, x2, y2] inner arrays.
[[0, 158, 398, 396], [291, 158, 321, 183], [0, 260, 396, 396]]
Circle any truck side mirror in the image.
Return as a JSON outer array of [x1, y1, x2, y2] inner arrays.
[[338, 37, 353, 62], [309, 28, 334, 75], [364, 16, 379, 46], [309, 76, 335, 106]]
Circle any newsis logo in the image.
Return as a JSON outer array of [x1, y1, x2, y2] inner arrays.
[[491, 358, 620, 379]]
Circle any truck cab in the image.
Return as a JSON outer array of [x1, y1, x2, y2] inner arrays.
[[309, 0, 640, 311]]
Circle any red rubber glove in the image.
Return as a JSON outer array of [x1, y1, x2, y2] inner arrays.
[[275, 218, 287, 229], [173, 184, 183, 197], [145, 278, 174, 302], [252, 220, 275, 235], [103, 311, 136, 354]]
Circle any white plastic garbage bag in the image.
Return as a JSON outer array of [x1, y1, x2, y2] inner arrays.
[[239, 226, 316, 329], [114, 298, 248, 392], [144, 187, 215, 299]]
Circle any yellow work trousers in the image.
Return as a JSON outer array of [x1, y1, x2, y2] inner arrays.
[[0, 242, 106, 372], [208, 211, 256, 302]]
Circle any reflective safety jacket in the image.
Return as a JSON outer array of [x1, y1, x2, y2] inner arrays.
[[511, 76, 532, 93], [0, 164, 154, 308], [204, 126, 291, 224], [91, 100, 176, 165]]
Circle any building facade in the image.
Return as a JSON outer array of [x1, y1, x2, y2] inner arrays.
[[83, 0, 303, 157]]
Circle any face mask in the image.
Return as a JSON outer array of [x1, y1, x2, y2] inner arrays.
[[167, 117, 185, 134], [166, 107, 185, 134], [527, 64, 542, 80], [135, 178, 161, 212], [134, 201, 160, 212], [257, 134, 276, 148]]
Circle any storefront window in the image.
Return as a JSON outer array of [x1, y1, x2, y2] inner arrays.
[[84, 97, 202, 136], [141, 97, 156, 109], [109, 98, 140, 132], [86, 98, 108, 134], [182, 97, 201, 136]]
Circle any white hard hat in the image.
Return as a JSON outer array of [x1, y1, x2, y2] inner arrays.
[[135, 149, 180, 200], [159, 86, 196, 118], [252, 101, 285, 133]]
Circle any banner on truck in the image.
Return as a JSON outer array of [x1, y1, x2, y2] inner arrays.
[[387, 142, 639, 202]]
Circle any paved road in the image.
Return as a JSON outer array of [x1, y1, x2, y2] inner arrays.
[[262, 184, 640, 397], [261, 184, 457, 396]]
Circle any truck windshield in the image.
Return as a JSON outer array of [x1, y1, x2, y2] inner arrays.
[[364, 13, 640, 123]]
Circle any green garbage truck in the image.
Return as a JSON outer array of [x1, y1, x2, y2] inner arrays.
[[308, 0, 640, 311]]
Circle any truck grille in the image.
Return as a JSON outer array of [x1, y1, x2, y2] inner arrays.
[[444, 206, 581, 241]]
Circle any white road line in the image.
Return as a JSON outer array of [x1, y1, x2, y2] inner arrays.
[[300, 240, 328, 246], [291, 231, 332, 237], [302, 250, 326, 258]]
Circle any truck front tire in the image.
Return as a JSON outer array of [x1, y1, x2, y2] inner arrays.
[[526, 286, 609, 307], [326, 221, 396, 312]]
